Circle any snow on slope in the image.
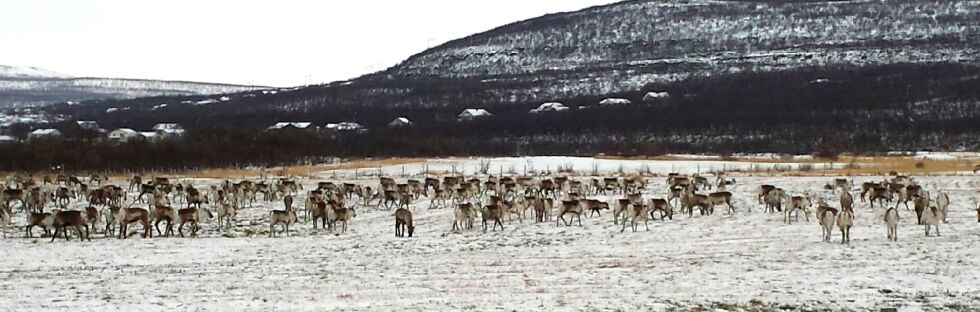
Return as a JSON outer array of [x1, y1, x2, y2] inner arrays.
[[0, 64, 71, 79], [1, 157, 979, 310]]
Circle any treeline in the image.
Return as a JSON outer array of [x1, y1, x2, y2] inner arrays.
[[5, 62, 978, 172]]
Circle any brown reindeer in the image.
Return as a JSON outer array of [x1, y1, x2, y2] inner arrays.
[[756, 184, 776, 204], [398, 192, 412, 210], [556, 200, 583, 226], [860, 182, 882, 203], [708, 191, 735, 214], [681, 192, 710, 217], [648, 198, 673, 220], [583, 199, 609, 217], [394, 208, 414, 237], [269, 204, 298, 237], [50, 210, 91, 242], [327, 206, 356, 234], [868, 186, 892, 208], [840, 191, 854, 212], [177, 207, 212, 237], [25, 211, 54, 238], [913, 192, 930, 225], [310, 200, 330, 229], [185, 186, 208, 209], [152, 205, 177, 236], [481, 204, 505, 232], [532, 197, 553, 223], [2, 188, 26, 211], [84, 206, 101, 232]]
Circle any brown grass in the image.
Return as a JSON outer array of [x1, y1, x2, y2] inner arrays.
[[712, 157, 977, 176], [177, 158, 423, 179]]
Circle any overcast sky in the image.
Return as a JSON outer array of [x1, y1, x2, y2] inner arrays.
[[0, 0, 617, 87]]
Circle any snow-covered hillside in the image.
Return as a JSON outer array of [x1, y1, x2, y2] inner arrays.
[[0, 65, 71, 79], [0, 65, 261, 108]]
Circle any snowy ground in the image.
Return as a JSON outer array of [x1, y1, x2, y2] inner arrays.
[[1, 157, 979, 311]]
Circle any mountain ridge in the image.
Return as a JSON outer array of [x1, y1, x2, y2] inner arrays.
[[0, 64, 265, 108]]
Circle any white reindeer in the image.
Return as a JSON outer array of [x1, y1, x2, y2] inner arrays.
[[884, 207, 899, 241], [836, 208, 853, 244], [922, 204, 943, 237], [935, 192, 949, 223], [817, 206, 838, 242]]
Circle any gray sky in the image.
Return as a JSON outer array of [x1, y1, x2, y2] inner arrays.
[[0, 0, 617, 87]]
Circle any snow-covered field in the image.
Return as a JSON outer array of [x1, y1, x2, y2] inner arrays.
[[2, 157, 979, 311]]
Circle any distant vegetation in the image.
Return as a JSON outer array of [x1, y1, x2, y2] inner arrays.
[[4, 62, 977, 172]]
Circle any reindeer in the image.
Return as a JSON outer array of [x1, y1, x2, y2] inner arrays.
[[912, 191, 931, 225], [900, 184, 922, 210], [379, 177, 396, 192], [152, 205, 177, 236], [935, 192, 949, 223], [831, 178, 851, 194], [556, 200, 583, 226], [784, 195, 811, 224], [693, 175, 711, 191], [407, 180, 425, 198], [50, 210, 91, 242], [424, 177, 440, 194], [214, 198, 237, 229], [840, 191, 854, 212], [975, 201, 979, 223], [860, 182, 882, 203], [84, 206, 101, 233], [667, 185, 687, 207], [328, 206, 356, 234], [269, 204, 298, 237], [922, 204, 943, 237], [56, 187, 73, 208], [764, 188, 785, 214], [884, 207, 899, 241], [817, 205, 838, 243], [757, 185, 776, 204], [582, 199, 609, 217], [867, 186, 892, 208], [481, 204, 505, 232], [532, 197, 553, 223], [681, 192, 710, 217], [383, 190, 399, 209], [613, 199, 631, 225], [429, 188, 448, 209], [394, 208, 414, 237], [0, 188, 24, 213], [452, 203, 476, 231], [707, 191, 735, 214], [25, 211, 54, 238], [397, 192, 412, 210], [620, 203, 652, 232], [310, 200, 330, 229], [128, 175, 143, 192], [836, 206, 853, 244], [648, 198, 673, 220], [185, 186, 208, 209], [177, 207, 212, 237]]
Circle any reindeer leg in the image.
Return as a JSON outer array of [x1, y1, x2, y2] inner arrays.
[[49, 227, 58, 242]]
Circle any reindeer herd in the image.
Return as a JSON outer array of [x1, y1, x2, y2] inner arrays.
[[1, 170, 978, 243]]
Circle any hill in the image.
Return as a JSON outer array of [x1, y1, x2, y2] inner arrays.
[[0, 64, 262, 108], [3, 0, 978, 171]]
